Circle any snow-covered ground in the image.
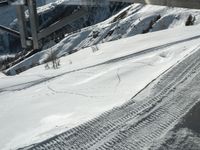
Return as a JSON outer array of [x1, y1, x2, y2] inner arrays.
[[1, 2, 200, 150], [6, 3, 200, 75], [0, 72, 5, 78], [1, 23, 200, 149]]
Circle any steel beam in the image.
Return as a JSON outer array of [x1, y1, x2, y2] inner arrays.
[[0, 25, 20, 37], [38, 8, 88, 40]]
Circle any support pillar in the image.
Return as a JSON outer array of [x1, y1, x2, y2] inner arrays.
[[16, 5, 28, 49], [27, 0, 39, 50]]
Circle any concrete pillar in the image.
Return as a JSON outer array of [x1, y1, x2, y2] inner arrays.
[[27, 0, 39, 50], [15, 5, 28, 49]]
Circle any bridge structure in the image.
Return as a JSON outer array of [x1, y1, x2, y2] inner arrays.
[[2, 0, 200, 50]]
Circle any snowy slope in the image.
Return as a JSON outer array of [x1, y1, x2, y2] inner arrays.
[[0, 1, 127, 54], [6, 3, 200, 75], [1, 24, 200, 149]]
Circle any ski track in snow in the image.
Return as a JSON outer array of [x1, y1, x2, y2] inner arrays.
[[18, 45, 200, 149]]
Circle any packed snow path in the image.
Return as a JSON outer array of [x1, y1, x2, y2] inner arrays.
[[20, 43, 200, 149]]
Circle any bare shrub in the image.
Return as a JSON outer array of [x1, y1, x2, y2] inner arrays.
[[45, 48, 60, 69]]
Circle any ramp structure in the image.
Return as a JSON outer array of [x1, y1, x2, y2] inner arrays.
[[8, 0, 200, 50]]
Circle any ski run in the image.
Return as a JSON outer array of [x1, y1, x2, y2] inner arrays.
[[1, 3, 200, 150]]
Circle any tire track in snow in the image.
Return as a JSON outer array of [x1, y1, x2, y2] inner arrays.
[[19, 46, 200, 149]]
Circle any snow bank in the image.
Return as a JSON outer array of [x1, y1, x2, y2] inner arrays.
[[1, 24, 200, 149], [6, 4, 200, 75]]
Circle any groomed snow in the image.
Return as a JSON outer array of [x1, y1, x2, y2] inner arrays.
[[1, 24, 200, 150]]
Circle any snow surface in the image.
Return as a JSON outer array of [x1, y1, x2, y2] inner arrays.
[[1, 24, 200, 149], [6, 4, 200, 74], [148, 78, 200, 150], [0, 72, 5, 78]]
